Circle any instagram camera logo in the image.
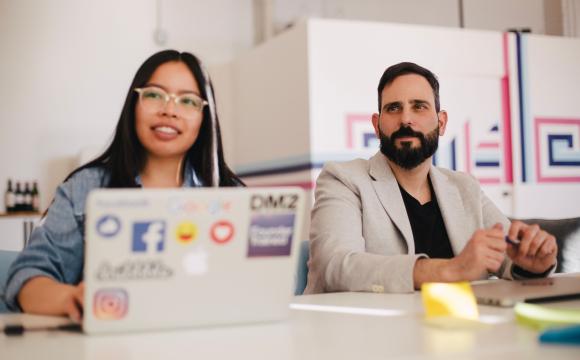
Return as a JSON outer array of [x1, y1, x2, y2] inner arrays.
[[93, 288, 129, 320]]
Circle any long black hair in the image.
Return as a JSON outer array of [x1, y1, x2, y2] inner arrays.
[[67, 50, 242, 187]]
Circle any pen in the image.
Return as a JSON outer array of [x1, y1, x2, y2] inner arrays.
[[505, 235, 520, 247], [3, 323, 81, 336]]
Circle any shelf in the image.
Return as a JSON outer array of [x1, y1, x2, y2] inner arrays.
[[0, 212, 42, 218]]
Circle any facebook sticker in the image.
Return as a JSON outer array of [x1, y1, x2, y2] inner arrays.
[[247, 214, 295, 257], [132, 221, 166, 254]]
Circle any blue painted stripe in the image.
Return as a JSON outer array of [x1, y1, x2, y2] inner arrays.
[[548, 135, 580, 166], [475, 161, 500, 167], [451, 139, 456, 171], [235, 152, 377, 178]]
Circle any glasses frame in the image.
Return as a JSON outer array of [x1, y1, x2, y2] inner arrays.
[[134, 86, 208, 115]]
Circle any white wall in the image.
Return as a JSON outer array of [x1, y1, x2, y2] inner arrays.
[[1, 0, 574, 213], [0, 0, 253, 211], [463, 0, 546, 33]]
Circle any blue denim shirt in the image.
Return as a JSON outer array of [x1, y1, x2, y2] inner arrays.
[[3, 165, 202, 311]]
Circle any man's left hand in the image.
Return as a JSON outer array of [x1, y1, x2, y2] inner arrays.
[[506, 221, 557, 274]]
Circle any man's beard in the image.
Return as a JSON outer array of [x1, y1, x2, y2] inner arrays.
[[379, 124, 439, 170]]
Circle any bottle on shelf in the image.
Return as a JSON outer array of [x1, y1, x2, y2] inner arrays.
[[24, 182, 32, 212], [31, 181, 40, 213], [14, 182, 23, 212], [4, 179, 15, 213]]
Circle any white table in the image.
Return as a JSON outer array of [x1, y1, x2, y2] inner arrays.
[[1, 292, 579, 360]]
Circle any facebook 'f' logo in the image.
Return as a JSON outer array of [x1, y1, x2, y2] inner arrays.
[[132, 221, 166, 253]]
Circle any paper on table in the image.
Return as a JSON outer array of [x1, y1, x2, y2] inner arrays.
[[514, 302, 580, 330]]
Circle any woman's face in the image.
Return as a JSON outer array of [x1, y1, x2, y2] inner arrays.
[[135, 61, 204, 161]]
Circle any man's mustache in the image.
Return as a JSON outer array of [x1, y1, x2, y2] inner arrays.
[[391, 126, 425, 140]]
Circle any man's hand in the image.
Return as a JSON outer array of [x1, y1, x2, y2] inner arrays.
[[445, 223, 507, 281], [506, 221, 557, 274]]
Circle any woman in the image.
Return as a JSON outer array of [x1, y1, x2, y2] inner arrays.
[[4, 50, 242, 320]]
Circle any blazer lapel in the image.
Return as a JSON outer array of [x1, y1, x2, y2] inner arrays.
[[429, 166, 471, 255], [369, 152, 414, 253]]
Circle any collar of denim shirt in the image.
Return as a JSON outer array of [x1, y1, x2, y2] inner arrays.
[[134, 160, 202, 187]]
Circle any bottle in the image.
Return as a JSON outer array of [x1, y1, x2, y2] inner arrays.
[[4, 179, 15, 213], [14, 182, 23, 212], [24, 182, 32, 212], [31, 181, 40, 213]]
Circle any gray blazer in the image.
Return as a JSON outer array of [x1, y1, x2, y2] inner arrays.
[[304, 152, 515, 294]]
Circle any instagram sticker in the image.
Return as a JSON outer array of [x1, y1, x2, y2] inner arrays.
[[93, 289, 129, 320]]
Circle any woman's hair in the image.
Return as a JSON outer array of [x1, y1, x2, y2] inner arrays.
[[67, 49, 242, 187]]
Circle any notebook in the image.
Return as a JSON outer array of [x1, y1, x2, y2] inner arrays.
[[83, 187, 305, 334], [472, 274, 580, 307]]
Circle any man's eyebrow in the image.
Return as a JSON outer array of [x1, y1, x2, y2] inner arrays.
[[144, 83, 202, 97], [410, 99, 430, 105], [382, 101, 402, 111]]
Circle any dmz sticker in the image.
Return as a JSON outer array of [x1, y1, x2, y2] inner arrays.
[[93, 288, 128, 320], [96, 215, 121, 238], [247, 214, 295, 257], [132, 221, 166, 254]]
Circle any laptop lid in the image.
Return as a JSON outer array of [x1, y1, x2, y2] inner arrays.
[[83, 187, 305, 334], [472, 275, 580, 307]]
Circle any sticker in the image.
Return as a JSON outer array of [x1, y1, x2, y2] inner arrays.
[[208, 200, 232, 215], [247, 214, 295, 257], [175, 221, 198, 244], [95, 260, 173, 281], [250, 194, 298, 212], [93, 288, 129, 320], [167, 198, 232, 215], [132, 221, 166, 253], [96, 215, 121, 238], [210, 220, 235, 244], [183, 249, 209, 275]]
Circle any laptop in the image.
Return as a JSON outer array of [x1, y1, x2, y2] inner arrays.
[[83, 187, 305, 334], [472, 274, 580, 307]]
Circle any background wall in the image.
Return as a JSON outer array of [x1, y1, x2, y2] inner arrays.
[[0, 0, 253, 210], [1, 0, 579, 213]]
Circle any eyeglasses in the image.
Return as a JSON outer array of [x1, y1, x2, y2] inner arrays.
[[134, 86, 208, 116]]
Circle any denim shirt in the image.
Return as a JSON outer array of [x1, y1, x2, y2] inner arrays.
[[3, 165, 202, 311]]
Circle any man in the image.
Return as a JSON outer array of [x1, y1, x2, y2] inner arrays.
[[304, 62, 557, 294]]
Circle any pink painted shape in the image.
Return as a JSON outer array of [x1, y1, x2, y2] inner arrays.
[[346, 114, 372, 149], [534, 117, 580, 183], [501, 33, 514, 183], [478, 178, 502, 184], [477, 142, 500, 149]]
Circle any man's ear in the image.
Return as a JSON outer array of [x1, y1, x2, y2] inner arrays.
[[437, 110, 448, 136], [371, 113, 380, 137]]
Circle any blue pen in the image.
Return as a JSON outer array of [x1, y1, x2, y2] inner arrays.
[[505, 235, 520, 247], [539, 325, 580, 345]]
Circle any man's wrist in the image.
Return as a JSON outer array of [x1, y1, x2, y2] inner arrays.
[[511, 263, 555, 279]]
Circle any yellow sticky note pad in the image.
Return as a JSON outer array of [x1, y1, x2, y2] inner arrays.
[[421, 282, 479, 321]]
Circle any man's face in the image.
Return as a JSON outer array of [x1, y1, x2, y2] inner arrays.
[[371, 74, 447, 169]]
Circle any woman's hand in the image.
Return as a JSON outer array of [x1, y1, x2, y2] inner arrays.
[[18, 277, 84, 322]]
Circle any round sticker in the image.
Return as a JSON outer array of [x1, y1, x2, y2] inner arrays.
[[210, 220, 234, 244], [175, 221, 198, 244]]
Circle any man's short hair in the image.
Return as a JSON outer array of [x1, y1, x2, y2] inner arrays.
[[377, 62, 440, 113]]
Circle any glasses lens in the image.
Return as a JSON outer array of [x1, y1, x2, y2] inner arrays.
[[140, 88, 166, 107], [177, 94, 204, 111]]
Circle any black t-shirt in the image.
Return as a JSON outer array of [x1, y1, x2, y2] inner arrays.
[[399, 182, 454, 259]]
